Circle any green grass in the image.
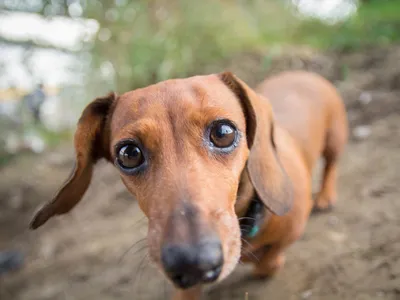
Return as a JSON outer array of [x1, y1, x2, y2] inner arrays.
[[86, 0, 400, 93], [294, 0, 400, 51], [88, 0, 296, 92]]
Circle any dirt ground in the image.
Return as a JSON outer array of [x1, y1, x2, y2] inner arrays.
[[1, 46, 400, 300]]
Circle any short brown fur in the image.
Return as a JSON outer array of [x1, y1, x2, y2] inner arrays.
[[30, 71, 348, 300]]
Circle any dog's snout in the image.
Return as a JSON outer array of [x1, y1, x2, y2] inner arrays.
[[161, 240, 223, 289]]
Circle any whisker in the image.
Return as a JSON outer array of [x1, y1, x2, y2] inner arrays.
[[131, 215, 147, 228], [239, 225, 253, 235], [132, 244, 148, 256], [241, 239, 260, 262], [239, 224, 253, 228], [118, 237, 147, 263], [241, 247, 260, 263], [241, 238, 253, 248], [238, 217, 256, 221], [239, 225, 253, 232], [133, 253, 150, 293]]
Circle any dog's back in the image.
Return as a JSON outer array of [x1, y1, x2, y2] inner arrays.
[[256, 71, 348, 172]]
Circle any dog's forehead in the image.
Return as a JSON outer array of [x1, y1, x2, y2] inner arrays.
[[111, 74, 244, 130]]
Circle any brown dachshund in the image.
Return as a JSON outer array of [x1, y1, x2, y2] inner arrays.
[[30, 70, 348, 300]]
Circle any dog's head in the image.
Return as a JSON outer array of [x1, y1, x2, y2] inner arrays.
[[30, 72, 292, 289]]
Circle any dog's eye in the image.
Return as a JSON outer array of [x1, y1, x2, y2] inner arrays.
[[117, 144, 144, 169], [210, 121, 237, 148]]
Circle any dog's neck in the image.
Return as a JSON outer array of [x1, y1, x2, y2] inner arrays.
[[235, 169, 268, 239], [239, 195, 265, 238]]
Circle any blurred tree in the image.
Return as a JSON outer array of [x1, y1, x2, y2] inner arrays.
[[2, 0, 400, 93], [83, 0, 295, 91]]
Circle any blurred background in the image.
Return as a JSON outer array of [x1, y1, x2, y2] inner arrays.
[[1, 0, 399, 299]]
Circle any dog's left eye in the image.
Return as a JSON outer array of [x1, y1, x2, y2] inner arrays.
[[116, 143, 145, 170], [209, 120, 237, 148]]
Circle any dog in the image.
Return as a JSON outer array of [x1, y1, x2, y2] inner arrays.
[[30, 70, 348, 300]]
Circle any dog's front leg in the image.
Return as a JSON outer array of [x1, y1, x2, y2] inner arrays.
[[173, 285, 202, 300]]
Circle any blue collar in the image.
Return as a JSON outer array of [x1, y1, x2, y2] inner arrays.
[[239, 196, 265, 239]]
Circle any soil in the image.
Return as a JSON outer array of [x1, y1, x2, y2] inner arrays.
[[1, 46, 400, 300]]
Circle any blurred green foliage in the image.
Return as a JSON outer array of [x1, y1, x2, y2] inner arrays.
[[86, 0, 400, 92], [87, 0, 296, 92], [295, 0, 400, 50], [3, 0, 400, 92]]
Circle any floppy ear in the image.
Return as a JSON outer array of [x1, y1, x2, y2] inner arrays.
[[30, 92, 117, 229], [219, 72, 293, 216]]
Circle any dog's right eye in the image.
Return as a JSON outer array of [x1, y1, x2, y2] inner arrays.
[[116, 144, 145, 169], [208, 119, 238, 151]]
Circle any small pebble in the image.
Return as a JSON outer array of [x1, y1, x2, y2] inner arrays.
[[301, 289, 313, 299], [353, 125, 371, 140], [376, 291, 385, 297], [359, 91, 372, 105]]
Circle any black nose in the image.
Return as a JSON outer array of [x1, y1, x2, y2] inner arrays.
[[161, 240, 223, 289]]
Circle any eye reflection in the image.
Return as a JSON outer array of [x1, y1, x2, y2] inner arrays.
[[117, 143, 144, 169], [210, 121, 237, 148]]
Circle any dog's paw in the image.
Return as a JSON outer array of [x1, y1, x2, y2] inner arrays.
[[252, 254, 285, 279], [313, 192, 336, 214], [312, 203, 334, 214]]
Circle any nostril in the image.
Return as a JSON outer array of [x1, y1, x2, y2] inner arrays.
[[173, 274, 190, 288]]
